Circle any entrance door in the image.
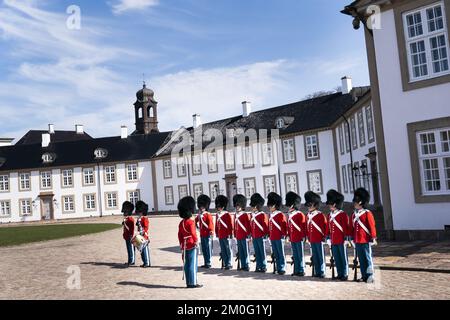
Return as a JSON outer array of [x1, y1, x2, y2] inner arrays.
[[224, 175, 237, 210], [41, 197, 54, 220]]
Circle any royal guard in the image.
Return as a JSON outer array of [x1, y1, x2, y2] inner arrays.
[[136, 201, 151, 268], [121, 201, 135, 267], [215, 195, 233, 270], [195, 195, 214, 269], [177, 196, 202, 289], [350, 188, 377, 283], [249, 193, 269, 273], [233, 194, 251, 271], [326, 189, 350, 280], [267, 192, 288, 275], [305, 191, 328, 278], [285, 192, 307, 277]]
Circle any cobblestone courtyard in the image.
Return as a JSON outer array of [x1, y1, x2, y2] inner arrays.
[[1, 216, 450, 300]]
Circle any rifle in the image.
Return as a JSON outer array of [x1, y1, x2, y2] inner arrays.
[[309, 243, 315, 277], [329, 246, 336, 280], [352, 246, 359, 281], [235, 239, 241, 270], [269, 241, 277, 274]]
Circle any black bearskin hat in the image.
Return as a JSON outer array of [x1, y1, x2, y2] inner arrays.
[[285, 191, 302, 210], [215, 195, 229, 210], [197, 194, 211, 210], [233, 194, 247, 209], [304, 191, 321, 208], [267, 192, 282, 209], [326, 189, 344, 209], [121, 201, 134, 215], [178, 196, 196, 219], [353, 188, 370, 207], [250, 193, 265, 209], [135, 200, 149, 216]]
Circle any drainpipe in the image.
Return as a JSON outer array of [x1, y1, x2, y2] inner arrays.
[[96, 162, 103, 218]]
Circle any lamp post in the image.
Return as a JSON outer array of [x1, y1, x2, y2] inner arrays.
[[94, 148, 108, 218]]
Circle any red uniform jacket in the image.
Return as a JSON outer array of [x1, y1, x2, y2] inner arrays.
[[234, 212, 251, 240], [250, 212, 269, 239], [138, 216, 150, 240], [195, 211, 214, 238], [350, 209, 377, 244], [269, 211, 288, 241], [178, 218, 198, 250], [123, 216, 135, 240], [215, 211, 233, 239], [306, 210, 328, 243], [287, 210, 307, 243], [327, 210, 350, 245]]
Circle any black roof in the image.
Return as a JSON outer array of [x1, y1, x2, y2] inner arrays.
[[0, 132, 170, 172], [15, 130, 93, 145]]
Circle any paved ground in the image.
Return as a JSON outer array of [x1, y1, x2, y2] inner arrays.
[[1, 216, 450, 300]]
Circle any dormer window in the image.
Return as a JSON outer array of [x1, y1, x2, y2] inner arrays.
[[42, 153, 56, 164], [94, 148, 108, 160], [276, 118, 285, 129]]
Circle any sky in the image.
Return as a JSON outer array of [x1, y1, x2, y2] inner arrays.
[[0, 0, 369, 141]]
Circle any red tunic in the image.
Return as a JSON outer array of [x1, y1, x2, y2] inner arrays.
[[178, 218, 198, 250], [195, 211, 214, 238], [250, 212, 269, 239], [139, 216, 150, 240], [350, 209, 377, 244], [327, 210, 350, 245], [269, 211, 288, 241], [287, 210, 306, 243], [234, 212, 251, 240], [215, 211, 233, 239], [122, 216, 135, 240], [306, 210, 328, 243]]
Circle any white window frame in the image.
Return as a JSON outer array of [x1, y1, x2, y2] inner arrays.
[[282, 138, 296, 163], [193, 183, 203, 200], [192, 154, 202, 175], [178, 185, 188, 200], [19, 199, 32, 216], [62, 195, 75, 213], [0, 174, 10, 192], [358, 110, 366, 147], [127, 190, 140, 206], [126, 164, 139, 182], [305, 134, 320, 160], [342, 165, 349, 193], [19, 172, 31, 191], [338, 125, 345, 155], [263, 175, 277, 197], [61, 169, 74, 188], [105, 192, 118, 209], [350, 116, 358, 150], [84, 194, 96, 211], [261, 142, 273, 166], [40, 171, 52, 189], [243, 177, 256, 199], [165, 186, 174, 205], [284, 173, 299, 194], [307, 170, 323, 195], [0, 200, 11, 216], [209, 181, 220, 200], [163, 160, 172, 179], [242, 145, 254, 169], [83, 168, 95, 186], [224, 148, 235, 171], [207, 150, 218, 173], [366, 105, 375, 143], [104, 166, 116, 184]]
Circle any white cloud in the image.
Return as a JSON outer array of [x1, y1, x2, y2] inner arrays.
[[111, 0, 159, 15]]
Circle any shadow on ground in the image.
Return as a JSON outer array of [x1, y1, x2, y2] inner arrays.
[[117, 281, 183, 289]]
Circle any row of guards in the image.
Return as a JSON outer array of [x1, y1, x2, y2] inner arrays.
[[177, 188, 377, 289]]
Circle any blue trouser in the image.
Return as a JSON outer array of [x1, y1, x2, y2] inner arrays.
[[331, 244, 348, 278], [184, 248, 198, 287], [141, 244, 150, 266], [237, 239, 250, 270], [219, 238, 232, 268], [355, 243, 374, 280], [252, 237, 267, 271], [291, 241, 305, 274], [271, 239, 286, 272], [125, 239, 135, 264], [200, 236, 212, 267], [311, 242, 326, 277]]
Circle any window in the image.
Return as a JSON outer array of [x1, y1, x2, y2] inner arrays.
[[209, 182, 220, 200], [366, 106, 375, 143], [348, 164, 354, 192], [305, 134, 319, 160], [127, 164, 138, 181], [354, 162, 362, 189], [342, 166, 349, 193], [403, 3, 450, 81], [128, 190, 140, 206], [261, 143, 273, 166], [350, 116, 358, 150], [104, 166, 116, 184], [344, 123, 351, 153], [193, 184, 203, 200], [442, 129, 450, 152], [282, 138, 296, 163], [224, 148, 235, 171], [361, 160, 371, 191], [243, 145, 254, 168], [178, 185, 188, 199], [61, 170, 73, 187], [0, 175, 10, 192], [0, 200, 11, 216], [358, 110, 366, 147], [243, 178, 256, 199], [19, 173, 31, 191], [62, 195, 75, 213], [177, 157, 186, 177], [263, 175, 277, 197], [207, 151, 218, 173], [163, 160, 172, 179], [192, 154, 202, 175], [165, 187, 174, 205], [338, 125, 345, 155], [285, 173, 298, 194], [106, 192, 118, 209], [40, 171, 52, 189], [19, 199, 32, 216], [83, 168, 95, 186], [84, 194, 96, 211], [307, 170, 323, 194]]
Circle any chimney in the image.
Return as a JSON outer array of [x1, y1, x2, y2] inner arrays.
[[341, 76, 353, 94], [121, 126, 128, 139], [42, 133, 51, 148], [75, 124, 84, 134], [48, 124, 55, 134], [242, 101, 252, 117], [193, 114, 202, 128]]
